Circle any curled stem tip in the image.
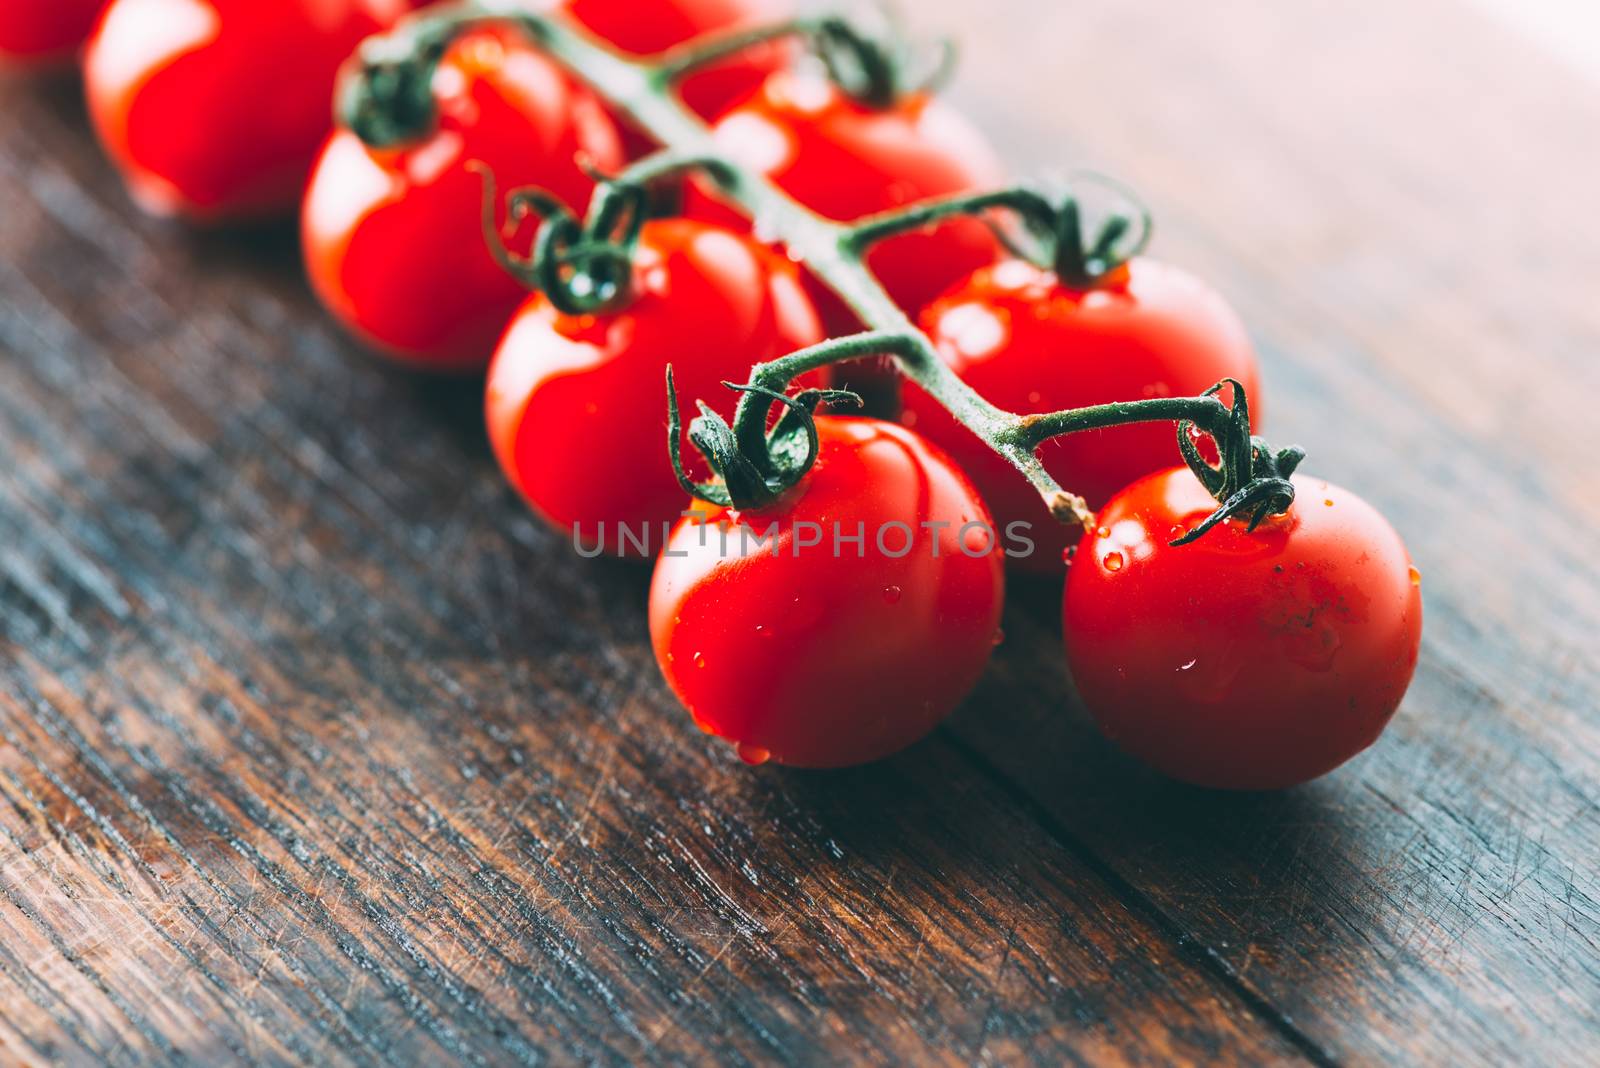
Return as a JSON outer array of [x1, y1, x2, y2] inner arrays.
[[811, 6, 957, 108], [666, 367, 862, 511], [472, 163, 641, 315]]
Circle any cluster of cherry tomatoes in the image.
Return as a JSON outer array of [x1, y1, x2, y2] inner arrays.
[[5, 0, 1424, 790]]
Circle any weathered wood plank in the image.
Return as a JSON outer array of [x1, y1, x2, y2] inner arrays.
[[3, 0, 1599, 1062], [928, 0, 1600, 1064], [0, 69, 1304, 1068]]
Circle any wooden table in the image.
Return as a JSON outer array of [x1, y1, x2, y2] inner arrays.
[[2, 1, 1597, 1064]]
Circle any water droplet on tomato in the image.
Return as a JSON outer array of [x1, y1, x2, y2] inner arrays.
[[1408, 566, 1422, 587], [1324, 498, 1335, 507], [991, 628, 1005, 648], [882, 585, 903, 604], [1103, 550, 1125, 572], [736, 743, 771, 766], [1096, 526, 1111, 540], [1179, 658, 1197, 671], [692, 651, 707, 669], [962, 525, 993, 555]]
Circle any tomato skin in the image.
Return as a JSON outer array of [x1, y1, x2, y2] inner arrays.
[[303, 27, 622, 372], [685, 72, 1004, 335], [1063, 468, 1423, 791], [486, 219, 822, 555], [905, 259, 1262, 574], [84, 0, 413, 221], [650, 416, 1005, 768], [562, 0, 789, 121], [0, 0, 104, 65]]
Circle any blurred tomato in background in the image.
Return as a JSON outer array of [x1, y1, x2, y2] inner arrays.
[[82, 0, 416, 220], [0, 0, 104, 66]]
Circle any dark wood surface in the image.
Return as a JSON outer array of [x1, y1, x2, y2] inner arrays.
[[2, 0, 1597, 1064]]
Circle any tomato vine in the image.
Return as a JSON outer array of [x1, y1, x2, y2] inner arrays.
[[339, 0, 1303, 541]]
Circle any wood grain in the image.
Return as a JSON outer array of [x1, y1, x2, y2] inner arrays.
[[933, 0, 1600, 1064], [1, 0, 1597, 1064]]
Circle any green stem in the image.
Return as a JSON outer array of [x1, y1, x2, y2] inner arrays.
[[490, 3, 1100, 523], [1007, 396, 1233, 451], [429, 1, 1282, 532], [615, 150, 735, 188], [844, 188, 1057, 255], [728, 331, 921, 463], [651, 19, 819, 86]]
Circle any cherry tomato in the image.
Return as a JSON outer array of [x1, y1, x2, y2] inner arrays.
[[0, 0, 104, 66], [1062, 467, 1423, 791], [563, 0, 789, 122], [84, 0, 413, 220], [686, 71, 1004, 335], [486, 219, 822, 555], [904, 259, 1262, 574], [650, 416, 1005, 768], [303, 26, 622, 372]]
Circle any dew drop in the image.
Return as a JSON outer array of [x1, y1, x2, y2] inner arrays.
[[736, 743, 771, 766], [692, 651, 707, 669], [1096, 526, 1111, 539], [882, 585, 903, 604], [1408, 565, 1422, 587], [991, 628, 1006, 648], [1103, 550, 1126, 572], [1324, 499, 1335, 507]]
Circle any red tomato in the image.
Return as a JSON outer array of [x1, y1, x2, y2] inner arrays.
[[686, 71, 1004, 335], [486, 218, 822, 555], [303, 26, 622, 372], [84, 0, 412, 220], [650, 416, 1005, 768], [563, 0, 790, 121], [904, 259, 1262, 574], [0, 0, 103, 65], [1063, 467, 1423, 791]]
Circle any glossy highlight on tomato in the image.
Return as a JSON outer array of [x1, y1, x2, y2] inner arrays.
[[905, 258, 1262, 574], [303, 25, 622, 371], [562, 0, 790, 121], [486, 218, 822, 555], [1063, 467, 1423, 791], [84, 0, 413, 220], [0, 0, 104, 65], [687, 71, 1003, 334], [651, 416, 1005, 768]]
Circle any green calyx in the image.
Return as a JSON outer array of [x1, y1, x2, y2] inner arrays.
[[336, 13, 467, 148], [807, 12, 955, 110], [667, 371, 862, 510], [474, 166, 646, 316], [1003, 176, 1154, 290], [653, 7, 955, 111], [1171, 380, 1304, 545]]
